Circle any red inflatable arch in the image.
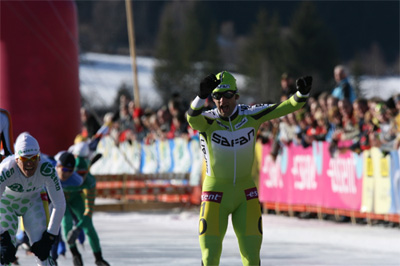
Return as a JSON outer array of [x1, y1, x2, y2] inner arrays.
[[0, 1, 81, 155]]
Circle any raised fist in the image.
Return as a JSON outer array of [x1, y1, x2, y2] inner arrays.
[[199, 74, 220, 99], [296, 76, 312, 95]]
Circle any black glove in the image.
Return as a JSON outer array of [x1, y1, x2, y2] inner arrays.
[[296, 76, 313, 95], [0, 231, 17, 265], [30, 231, 56, 261], [199, 74, 220, 99]]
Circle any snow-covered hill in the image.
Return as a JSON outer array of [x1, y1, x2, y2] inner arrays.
[[358, 76, 400, 100], [79, 53, 400, 109], [79, 53, 163, 109]]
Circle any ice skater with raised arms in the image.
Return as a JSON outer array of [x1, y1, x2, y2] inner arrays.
[[0, 133, 66, 266], [187, 71, 312, 265]]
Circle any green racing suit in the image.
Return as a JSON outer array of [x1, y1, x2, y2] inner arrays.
[[187, 92, 307, 265]]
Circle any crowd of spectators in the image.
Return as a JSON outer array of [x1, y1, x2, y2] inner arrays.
[[79, 92, 196, 149], [79, 69, 400, 160], [259, 92, 400, 160], [260, 67, 400, 158]]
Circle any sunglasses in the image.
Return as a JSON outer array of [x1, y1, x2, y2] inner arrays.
[[19, 154, 40, 162], [211, 91, 236, 100], [62, 167, 74, 173]]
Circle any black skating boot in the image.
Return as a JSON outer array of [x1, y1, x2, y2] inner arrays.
[[70, 246, 83, 266], [94, 251, 110, 266]]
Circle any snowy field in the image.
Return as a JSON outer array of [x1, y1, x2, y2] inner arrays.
[[14, 207, 400, 266], [79, 53, 162, 109], [79, 53, 400, 110]]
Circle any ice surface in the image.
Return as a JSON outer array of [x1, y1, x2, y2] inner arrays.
[[14, 207, 400, 266]]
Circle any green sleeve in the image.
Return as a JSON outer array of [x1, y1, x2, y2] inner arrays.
[[187, 97, 214, 132], [254, 93, 307, 124]]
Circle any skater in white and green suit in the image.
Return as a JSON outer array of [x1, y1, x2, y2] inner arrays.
[[0, 133, 66, 266]]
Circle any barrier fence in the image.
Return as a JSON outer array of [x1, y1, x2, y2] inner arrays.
[[95, 173, 193, 203], [92, 135, 400, 224], [259, 141, 400, 223], [92, 136, 203, 206]]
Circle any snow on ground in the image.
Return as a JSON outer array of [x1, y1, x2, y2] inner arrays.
[[79, 53, 163, 109], [358, 76, 400, 100], [14, 208, 400, 266], [80, 53, 399, 111]]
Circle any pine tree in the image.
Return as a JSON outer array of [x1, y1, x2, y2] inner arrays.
[[288, 1, 339, 93], [90, 1, 128, 53], [154, 1, 220, 104], [202, 22, 222, 77], [154, 4, 184, 104], [239, 9, 285, 102]]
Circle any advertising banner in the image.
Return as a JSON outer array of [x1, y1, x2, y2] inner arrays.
[[289, 143, 323, 206], [389, 150, 400, 214], [361, 150, 374, 213], [372, 148, 392, 214], [259, 143, 289, 203], [158, 139, 173, 173], [259, 142, 363, 210], [322, 145, 363, 210]]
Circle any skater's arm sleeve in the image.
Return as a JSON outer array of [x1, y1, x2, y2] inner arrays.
[[187, 97, 215, 132], [250, 92, 307, 124], [45, 164, 66, 235], [83, 187, 96, 217], [82, 174, 96, 217]]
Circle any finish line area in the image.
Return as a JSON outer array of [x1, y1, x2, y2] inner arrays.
[[13, 208, 399, 266]]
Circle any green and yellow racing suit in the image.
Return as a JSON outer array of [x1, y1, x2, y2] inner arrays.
[[187, 92, 307, 266]]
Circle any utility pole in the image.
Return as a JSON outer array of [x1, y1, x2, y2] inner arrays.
[[125, 0, 140, 108]]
